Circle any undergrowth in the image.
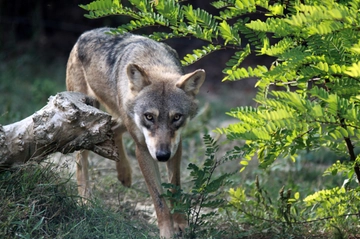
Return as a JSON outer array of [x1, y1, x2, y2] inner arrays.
[[162, 135, 239, 238], [162, 135, 360, 238], [0, 162, 156, 239]]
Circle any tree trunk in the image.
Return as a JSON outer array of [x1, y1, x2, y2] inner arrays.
[[0, 92, 118, 169]]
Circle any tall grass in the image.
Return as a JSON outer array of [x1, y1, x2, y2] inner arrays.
[[0, 162, 157, 239]]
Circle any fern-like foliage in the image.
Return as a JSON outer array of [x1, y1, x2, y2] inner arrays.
[[162, 135, 236, 238], [181, 44, 222, 66], [303, 186, 360, 227]]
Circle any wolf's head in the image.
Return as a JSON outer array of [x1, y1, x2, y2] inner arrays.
[[126, 64, 205, 162]]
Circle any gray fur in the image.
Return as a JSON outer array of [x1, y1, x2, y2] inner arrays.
[[66, 27, 206, 239]]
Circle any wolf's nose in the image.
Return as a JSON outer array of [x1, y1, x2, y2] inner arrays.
[[156, 150, 171, 162]]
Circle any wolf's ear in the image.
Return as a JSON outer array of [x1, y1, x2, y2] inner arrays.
[[176, 69, 206, 96], [127, 64, 151, 93]]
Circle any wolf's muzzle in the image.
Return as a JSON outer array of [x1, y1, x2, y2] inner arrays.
[[156, 150, 171, 162]]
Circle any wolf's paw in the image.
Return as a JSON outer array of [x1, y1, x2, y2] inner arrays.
[[117, 172, 132, 187], [116, 160, 132, 187], [173, 213, 188, 236], [77, 186, 93, 204]]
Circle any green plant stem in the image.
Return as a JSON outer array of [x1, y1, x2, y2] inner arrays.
[[190, 160, 219, 236]]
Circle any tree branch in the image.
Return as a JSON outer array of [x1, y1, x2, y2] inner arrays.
[[0, 92, 119, 170], [340, 118, 360, 184]]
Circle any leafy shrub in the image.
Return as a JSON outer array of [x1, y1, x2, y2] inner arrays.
[[162, 135, 238, 238]]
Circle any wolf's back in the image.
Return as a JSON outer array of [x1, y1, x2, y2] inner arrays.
[[74, 28, 183, 75]]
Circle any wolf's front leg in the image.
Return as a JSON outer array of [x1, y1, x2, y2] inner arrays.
[[135, 145, 175, 239], [166, 142, 188, 234], [113, 130, 132, 187], [76, 150, 92, 200]]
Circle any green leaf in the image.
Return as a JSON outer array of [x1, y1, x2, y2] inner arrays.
[[181, 44, 222, 66], [240, 160, 248, 166], [294, 192, 300, 200], [345, 61, 360, 77], [219, 20, 240, 45]]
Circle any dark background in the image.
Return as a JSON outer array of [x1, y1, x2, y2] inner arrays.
[[1, 0, 128, 61], [0, 0, 265, 79], [0, 1, 229, 71]]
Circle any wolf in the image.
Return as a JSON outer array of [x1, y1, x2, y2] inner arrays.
[[66, 28, 205, 238]]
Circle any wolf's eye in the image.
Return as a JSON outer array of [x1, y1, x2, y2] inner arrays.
[[173, 114, 182, 122], [144, 113, 154, 121]]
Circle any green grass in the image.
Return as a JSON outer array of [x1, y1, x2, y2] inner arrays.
[[0, 162, 157, 239]]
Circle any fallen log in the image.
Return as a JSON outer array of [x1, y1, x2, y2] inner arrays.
[[0, 91, 118, 169]]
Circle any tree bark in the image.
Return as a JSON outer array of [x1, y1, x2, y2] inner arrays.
[[0, 92, 118, 169]]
